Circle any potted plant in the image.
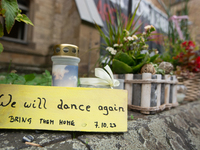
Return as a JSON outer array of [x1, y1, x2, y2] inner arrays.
[[95, 2, 158, 74], [94, 2, 178, 114], [173, 40, 200, 101]]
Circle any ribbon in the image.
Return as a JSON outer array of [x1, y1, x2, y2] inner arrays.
[[79, 65, 120, 88], [169, 15, 189, 40]]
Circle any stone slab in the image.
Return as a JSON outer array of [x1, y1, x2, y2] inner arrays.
[[0, 101, 200, 150]]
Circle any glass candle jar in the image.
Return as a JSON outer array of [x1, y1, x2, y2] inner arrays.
[[51, 44, 80, 87]]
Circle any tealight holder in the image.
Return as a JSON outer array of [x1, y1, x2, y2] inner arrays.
[[51, 44, 80, 87]]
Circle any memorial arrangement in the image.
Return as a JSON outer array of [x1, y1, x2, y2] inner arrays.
[[0, 0, 127, 132], [0, 0, 199, 134]]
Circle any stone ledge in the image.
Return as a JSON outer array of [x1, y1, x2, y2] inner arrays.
[[0, 101, 200, 150]]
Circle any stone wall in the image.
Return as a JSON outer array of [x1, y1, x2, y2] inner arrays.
[[0, 0, 100, 75], [79, 23, 100, 76]]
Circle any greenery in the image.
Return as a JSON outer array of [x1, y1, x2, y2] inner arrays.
[[111, 26, 159, 74], [95, 1, 142, 67], [0, 70, 52, 86], [0, 1, 43, 86], [174, 41, 200, 78], [95, 1, 159, 74], [130, 115, 134, 120], [0, 0, 33, 53], [151, 63, 165, 75], [159, 39, 183, 68], [159, 0, 190, 67]]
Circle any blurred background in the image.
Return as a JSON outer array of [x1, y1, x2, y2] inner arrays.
[[0, 0, 199, 77]]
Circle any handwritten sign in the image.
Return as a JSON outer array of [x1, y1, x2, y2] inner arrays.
[[0, 84, 127, 132]]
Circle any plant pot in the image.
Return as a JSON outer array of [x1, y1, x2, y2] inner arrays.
[[79, 84, 111, 88], [113, 74, 125, 90], [114, 73, 178, 114], [183, 73, 200, 101]]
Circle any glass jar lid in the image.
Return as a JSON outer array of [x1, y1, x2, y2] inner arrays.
[[53, 44, 79, 57]]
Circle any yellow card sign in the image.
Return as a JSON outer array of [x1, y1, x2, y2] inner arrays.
[[0, 84, 127, 132]]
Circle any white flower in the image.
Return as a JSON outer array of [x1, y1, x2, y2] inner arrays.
[[144, 25, 156, 32], [141, 37, 145, 42], [132, 35, 138, 40], [109, 47, 114, 52], [119, 44, 123, 47], [142, 32, 146, 36], [154, 49, 158, 54], [127, 36, 134, 41], [106, 47, 113, 52], [106, 47, 115, 53], [106, 46, 117, 55], [144, 25, 151, 30], [111, 49, 117, 55], [113, 44, 119, 47], [124, 37, 127, 41], [106, 47, 110, 51]]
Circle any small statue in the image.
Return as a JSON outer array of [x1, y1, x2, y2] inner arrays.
[[158, 62, 174, 74], [140, 63, 156, 74]]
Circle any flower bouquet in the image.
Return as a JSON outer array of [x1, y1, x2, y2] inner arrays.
[[174, 40, 200, 101]]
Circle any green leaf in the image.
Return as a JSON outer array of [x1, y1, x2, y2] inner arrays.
[[0, 8, 6, 16], [130, 14, 141, 33], [126, 0, 141, 31], [24, 74, 36, 82], [112, 59, 133, 74], [150, 54, 159, 63], [130, 115, 134, 120], [13, 76, 26, 84], [6, 72, 19, 84], [156, 68, 165, 75], [15, 13, 22, 22], [129, 22, 143, 35], [94, 22, 110, 46], [2, 0, 19, 34], [45, 70, 51, 76], [0, 22, 3, 37], [135, 54, 146, 59], [132, 54, 150, 73], [114, 52, 135, 66], [0, 43, 3, 54], [15, 14, 34, 26]]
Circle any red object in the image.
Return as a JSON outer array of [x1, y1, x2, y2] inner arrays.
[[182, 41, 196, 51], [175, 41, 200, 73], [196, 56, 200, 69]]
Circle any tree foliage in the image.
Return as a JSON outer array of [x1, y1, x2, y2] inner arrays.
[[0, 0, 33, 53]]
